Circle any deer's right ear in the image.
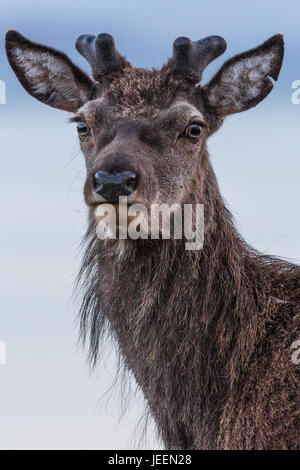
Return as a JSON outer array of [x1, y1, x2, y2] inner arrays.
[[202, 35, 284, 117], [6, 30, 96, 112]]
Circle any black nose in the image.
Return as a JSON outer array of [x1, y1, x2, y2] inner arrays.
[[93, 170, 138, 202]]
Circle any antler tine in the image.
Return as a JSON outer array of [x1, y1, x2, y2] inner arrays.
[[170, 35, 227, 82], [75, 33, 130, 81]]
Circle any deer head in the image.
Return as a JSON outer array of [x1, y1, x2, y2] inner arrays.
[[6, 30, 284, 226]]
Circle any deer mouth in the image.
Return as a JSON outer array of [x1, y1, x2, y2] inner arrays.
[[92, 197, 151, 240], [88, 198, 138, 210]]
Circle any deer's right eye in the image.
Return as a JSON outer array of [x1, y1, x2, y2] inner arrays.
[[76, 122, 89, 139], [184, 122, 203, 140]]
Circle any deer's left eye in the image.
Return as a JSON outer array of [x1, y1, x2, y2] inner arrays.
[[184, 122, 203, 140], [77, 122, 89, 139]]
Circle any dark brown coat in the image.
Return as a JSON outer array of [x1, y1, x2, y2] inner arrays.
[[6, 30, 300, 449]]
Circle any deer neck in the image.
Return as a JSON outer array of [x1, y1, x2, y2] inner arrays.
[[80, 154, 269, 449]]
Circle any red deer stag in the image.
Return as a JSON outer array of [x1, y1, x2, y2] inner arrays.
[[6, 30, 300, 450]]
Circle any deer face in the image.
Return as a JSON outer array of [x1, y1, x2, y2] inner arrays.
[[6, 31, 283, 214], [74, 70, 213, 209]]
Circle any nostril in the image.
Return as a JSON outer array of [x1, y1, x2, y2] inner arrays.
[[93, 171, 106, 196], [93, 170, 139, 199], [94, 171, 109, 185], [123, 172, 138, 192]]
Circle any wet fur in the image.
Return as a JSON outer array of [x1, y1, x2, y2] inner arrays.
[[78, 147, 300, 449], [6, 31, 300, 450]]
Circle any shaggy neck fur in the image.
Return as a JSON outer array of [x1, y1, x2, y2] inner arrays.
[[78, 147, 299, 450]]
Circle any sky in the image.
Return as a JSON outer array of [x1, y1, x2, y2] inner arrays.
[[0, 0, 299, 450]]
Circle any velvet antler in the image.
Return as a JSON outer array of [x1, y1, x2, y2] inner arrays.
[[169, 35, 227, 82], [75, 33, 130, 81]]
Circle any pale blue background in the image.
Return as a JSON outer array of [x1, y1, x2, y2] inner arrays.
[[0, 0, 299, 449]]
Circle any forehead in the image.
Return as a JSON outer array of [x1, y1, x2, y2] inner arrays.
[[78, 67, 204, 123]]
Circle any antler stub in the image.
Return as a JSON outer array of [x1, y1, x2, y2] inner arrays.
[[169, 35, 227, 82], [75, 33, 130, 81]]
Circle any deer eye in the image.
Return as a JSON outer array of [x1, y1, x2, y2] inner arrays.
[[76, 122, 89, 139], [184, 122, 202, 140]]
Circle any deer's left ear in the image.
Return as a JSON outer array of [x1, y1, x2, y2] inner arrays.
[[202, 35, 284, 117], [6, 30, 97, 112]]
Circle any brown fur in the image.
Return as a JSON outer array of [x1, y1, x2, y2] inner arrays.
[[6, 31, 300, 449]]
